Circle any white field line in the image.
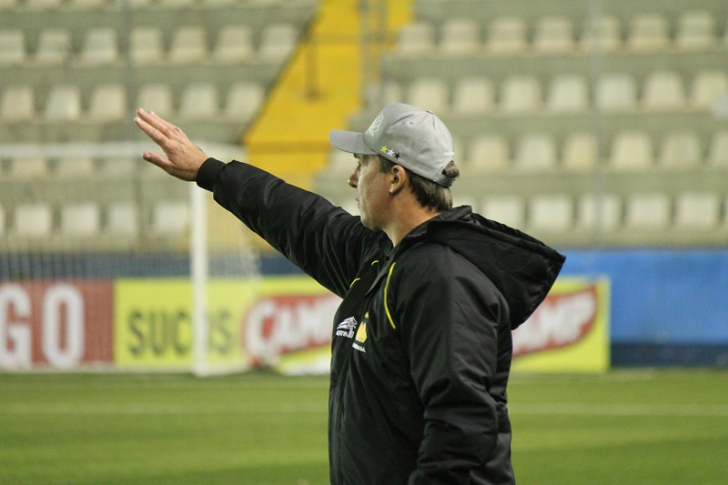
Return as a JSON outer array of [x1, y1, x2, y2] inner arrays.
[[0, 380, 330, 391], [1, 402, 727, 416], [0, 403, 328, 415], [511, 403, 728, 416]]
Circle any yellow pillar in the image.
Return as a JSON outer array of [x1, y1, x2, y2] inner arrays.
[[243, 0, 414, 190]]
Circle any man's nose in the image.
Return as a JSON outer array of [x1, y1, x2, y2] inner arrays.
[[348, 171, 358, 188]]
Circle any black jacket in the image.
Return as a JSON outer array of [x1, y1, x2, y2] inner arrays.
[[197, 158, 565, 485]]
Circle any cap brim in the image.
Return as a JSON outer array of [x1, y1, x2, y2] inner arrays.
[[329, 130, 376, 155]]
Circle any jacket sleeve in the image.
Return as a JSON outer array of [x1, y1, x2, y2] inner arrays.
[[196, 158, 377, 298], [388, 251, 504, 484]]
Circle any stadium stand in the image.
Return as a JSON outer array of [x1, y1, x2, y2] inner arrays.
[[0, 0, 318, 251], [314, 0, 728, 247]]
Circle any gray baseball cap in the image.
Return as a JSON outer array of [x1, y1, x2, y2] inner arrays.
[[329, 103, 456, 187]]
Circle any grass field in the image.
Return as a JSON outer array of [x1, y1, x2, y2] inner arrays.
[[1, 369, 726, 484]]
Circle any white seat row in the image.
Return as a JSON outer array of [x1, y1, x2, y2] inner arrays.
[[0, 201, 189, 237], [397, 12, 727, 56], [330, 128, 728, 174], [478, 192, 728, 233], [0, 0, 295, 11], [0, 23, 298, 66], [3, 192, 725, 238], [0, 157, 139, 178], [384, 70, 728, 115], [461, 130, 728, 173], [0, 81, 265, 122]]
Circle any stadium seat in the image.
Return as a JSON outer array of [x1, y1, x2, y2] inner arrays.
[[0, 30, 26, 65], [136, 83, 174, 119], [56, 157, 96, 177], [106, 203, 138, 236], [152, 201, 190, 235], [129, 27, 165, 65], [0, 0, 18, 10], [99, 157, 136, 178], [14, 204, 53, 237], [406, 77, 449, 114], [482, 195, 525, 229], [690, 70, 728, 109], [327, 149, 355, 173], [61, 202, 100, 236], [78, 28, 119, 65], [546, 74, 589, 112], [396, 22, 435, 55], [452, 77, 494, 115], [562, 132, 598, 172], [202, 0, 237, 7], [88, 84, 127, 122], [658, 131, 702, 169], [258, 23, 297, 61], [67, 0, 109, 9], [674, 192, 719, 229], [580, 15, 621, 52], [44, 85, 82, 121], [577, 193, 621, 231], [595, 73, 637, 111], [676, 11, 715, 50], [500, 75, 542, 113], [381, 81, 403, 105], [439, 18, 481, 55], [1, 85, 35, 121], [529, 194, 573, 231], [708, 130, 728, 168], [8, 157, 48, 178], [513, 133, 557, 171], [533, 17, 574, 53], [179, 83, 219, 120], [608, 130, 654, 171], [158, 0, 196, 7], [487, 17, 528, 54], [224, 82, 264, 121], [24, 0, 62, 9], [34, 29, 72, 65], [169, 26, 207, 64], [627, 14, 670, 51], [213, 26, 254, 63], [642, 71, 686, 110], [625, 193, 671, 230]]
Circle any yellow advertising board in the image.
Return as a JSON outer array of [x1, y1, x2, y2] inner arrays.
[[114, 279, 257, 369], [511, 278, 610, 373], [114, 276, 609, 373], [113, 277, 336, 371]]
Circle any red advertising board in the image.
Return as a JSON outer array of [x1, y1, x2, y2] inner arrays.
[[0, 281, 114, 370]]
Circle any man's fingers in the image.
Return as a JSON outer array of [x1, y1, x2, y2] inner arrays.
[[142, 151, 167, 167], [137, 108, 182, 140]]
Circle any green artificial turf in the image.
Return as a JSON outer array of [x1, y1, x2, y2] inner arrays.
[[0, 369, 726, 484]]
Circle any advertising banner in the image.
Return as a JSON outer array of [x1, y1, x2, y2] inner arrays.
[[0, 281, 113, 370], [512, 278, 610, 373], [2, 276, 609, 373], [114, 279, 259, 370]]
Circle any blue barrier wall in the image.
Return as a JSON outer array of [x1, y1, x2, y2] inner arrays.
[[560, 249, 728, 367]]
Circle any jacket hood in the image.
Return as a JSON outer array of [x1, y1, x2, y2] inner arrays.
[[403, 206, 566, 330]]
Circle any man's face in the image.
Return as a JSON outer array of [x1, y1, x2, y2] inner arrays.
[[349, 155, 391, 230]]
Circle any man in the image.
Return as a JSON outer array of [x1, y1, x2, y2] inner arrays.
[[134, 103, 565, 484]]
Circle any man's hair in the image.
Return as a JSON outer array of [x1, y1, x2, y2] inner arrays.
[[377, 156, 459, 212]]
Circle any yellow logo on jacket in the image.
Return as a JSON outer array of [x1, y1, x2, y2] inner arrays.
[[355, 322, 367, 343], [352, 312, 368, 353]]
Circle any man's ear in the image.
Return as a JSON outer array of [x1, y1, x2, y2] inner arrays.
[[389, 165, 407, 194]]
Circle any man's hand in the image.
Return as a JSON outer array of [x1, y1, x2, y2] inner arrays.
[[134, 108, 208, 181]]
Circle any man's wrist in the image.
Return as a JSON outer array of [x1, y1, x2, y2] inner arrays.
[[195, 157, 226, 191]]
